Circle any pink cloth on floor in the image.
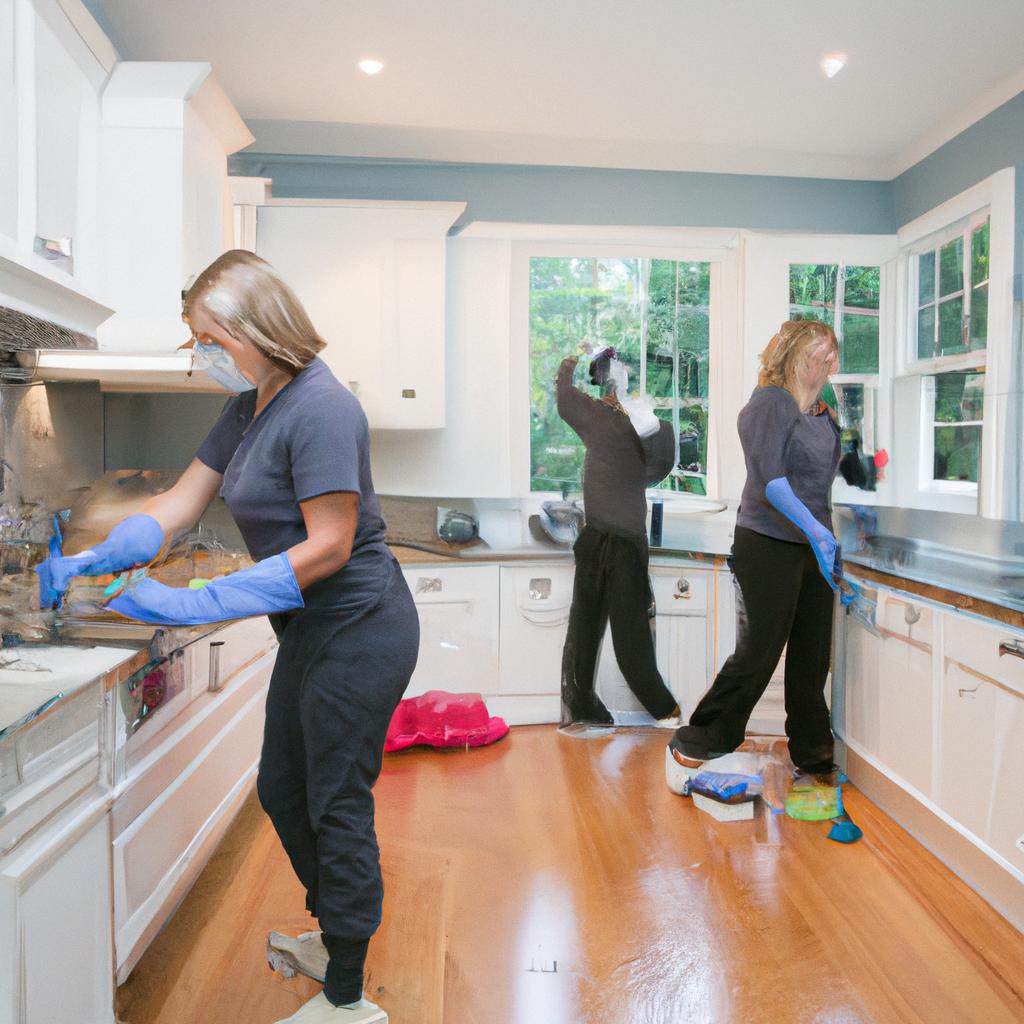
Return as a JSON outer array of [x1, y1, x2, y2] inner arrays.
[[385, 690, 509, 752]]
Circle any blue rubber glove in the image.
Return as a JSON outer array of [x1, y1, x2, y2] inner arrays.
[[764, 477, 838, 590], [36, 513, 66, 609], [36, 513, 165, 607], [106, 552, 303, 625]]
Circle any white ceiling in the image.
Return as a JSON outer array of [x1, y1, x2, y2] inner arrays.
[[85, 0, 1024, 180]]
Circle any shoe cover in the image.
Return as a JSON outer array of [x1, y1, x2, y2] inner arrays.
[[274, 992, 387, 1023], [267, 930, 328, 983], [384, 690, 508, 753]]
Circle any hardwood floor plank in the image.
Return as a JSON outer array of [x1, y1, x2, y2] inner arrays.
[[117, 727, 1024, 1024]]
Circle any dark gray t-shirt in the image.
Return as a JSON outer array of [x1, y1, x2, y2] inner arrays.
[[196, 357, 391, 608], [736, 385, 841, 543], [556, 361, 675, 539]]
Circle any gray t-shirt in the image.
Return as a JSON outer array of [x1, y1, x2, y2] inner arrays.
[[736, 385, 840, 543], [197, 357, 391, 607], [556, 361, 675, 539]]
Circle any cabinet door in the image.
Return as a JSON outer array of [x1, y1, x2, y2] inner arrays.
[[942, 613, 1024, 865], [498, 565, 574, 696], [19, 813, 113, 1024], [256, 203, 459, 429], [845, 588, 934, 796], [402, 565, 499, 699], [0, 0, 16, 241]]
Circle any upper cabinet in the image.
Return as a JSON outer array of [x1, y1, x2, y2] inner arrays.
[[96, 62, 253, 352], [248, 198, 465, 429], [0, 0, 113, 334]]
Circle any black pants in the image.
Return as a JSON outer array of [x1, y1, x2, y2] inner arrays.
[[561, 525, 677, 724], [258, 559, 419, 1005], [675, 525, 835, 770]]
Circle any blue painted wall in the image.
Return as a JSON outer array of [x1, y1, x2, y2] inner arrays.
[[228, 153, 895, 235]]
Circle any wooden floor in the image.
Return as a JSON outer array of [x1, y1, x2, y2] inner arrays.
[[116, 726, 1024, 1024]]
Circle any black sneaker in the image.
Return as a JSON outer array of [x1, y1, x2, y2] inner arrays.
[[793, 761, 842, 786]]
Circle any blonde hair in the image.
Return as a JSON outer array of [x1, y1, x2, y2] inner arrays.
[[183, 250, 326, 375], [758, 319, 838, 391]]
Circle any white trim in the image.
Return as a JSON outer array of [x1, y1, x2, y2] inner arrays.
[[53, 0, 117, 74], [897, 170, 1011, 249], [889, 68, 1024, 179]]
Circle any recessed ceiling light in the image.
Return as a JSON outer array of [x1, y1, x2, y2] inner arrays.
[[358, 58, 384, 76], [820, 53, 847, 79]]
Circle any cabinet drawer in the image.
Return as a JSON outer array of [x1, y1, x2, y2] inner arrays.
[[651, 566, 710, 614], [189, 617, 278, 695], [944, 614, 1024, 699]]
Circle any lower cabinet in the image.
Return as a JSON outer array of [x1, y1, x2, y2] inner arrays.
[[110, 619, 278, 981], [841, 573, 1024, 924], [844, 588, 935, 797], [0, 800, 113, 1024], [401, 565, 500, 700]]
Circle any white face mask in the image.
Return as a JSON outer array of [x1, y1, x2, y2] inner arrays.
[[193, 341, 255, 393]]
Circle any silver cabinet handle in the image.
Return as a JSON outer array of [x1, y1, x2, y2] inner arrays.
[[207, 641, 226, 692], [998, 639, 1024, 660]]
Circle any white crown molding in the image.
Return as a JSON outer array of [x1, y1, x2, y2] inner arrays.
[[889, 70, 1024, 179], [244, 119, 890, 181]]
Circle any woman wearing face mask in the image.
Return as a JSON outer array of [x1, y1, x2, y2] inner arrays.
[[36, 250, 417, 1024], [669, 319, 842, 776], [556, 347, 680, 727]]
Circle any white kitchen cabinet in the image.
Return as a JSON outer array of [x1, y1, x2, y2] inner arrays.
[[0, 0, 17, 242], [845, 588, 935, 797], [109, 618, 278, 981], [498, 564, 574, 696], [402, 564, 500, 700], [254, 200, 465, 429], [940, 612, 1024, 871], [0, 797, 114, 1024]]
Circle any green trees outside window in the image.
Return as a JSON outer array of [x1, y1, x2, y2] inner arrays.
[[529, 257, 710, 494]]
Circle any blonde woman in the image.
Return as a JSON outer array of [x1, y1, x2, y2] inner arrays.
[[670, 319, 842, 775], [37, 251, 415, 1023]]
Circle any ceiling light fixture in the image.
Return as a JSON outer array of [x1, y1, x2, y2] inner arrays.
[[820, 53, 847, 79], [358, 58, 384, 76]]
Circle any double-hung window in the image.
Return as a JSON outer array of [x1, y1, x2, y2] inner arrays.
[[529, 256, 712, 495], [909, 214, 990, 490]]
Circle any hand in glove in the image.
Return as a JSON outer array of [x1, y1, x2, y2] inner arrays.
[[36, 513, 164, 608], [765, 477, 838, 590], [106, 552, 303, 625]]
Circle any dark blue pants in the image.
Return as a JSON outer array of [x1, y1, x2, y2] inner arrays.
[[257, 559, 419, 1004]]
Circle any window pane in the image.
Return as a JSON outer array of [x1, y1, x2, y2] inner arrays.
[[789, 264, 836, 325], [840, 312, 878, 373], [843, 265, 879, 310], [918, 251, 935, 306], [917, 304, 935, 359], [938, 296, 965, 355], [971, 218, 990, 285], [970, 284, 988, 351], [939, 236, 964, 297], [933, 371, 984, 423], [933, 425, 981, 482]]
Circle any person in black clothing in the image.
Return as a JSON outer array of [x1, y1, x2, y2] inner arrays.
[[670, 319, 842, 776], [556, 348, 679, 726]]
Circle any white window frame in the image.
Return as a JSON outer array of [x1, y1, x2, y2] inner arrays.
[[502, 226, 740, 499], [894, 167, 1015, 517]]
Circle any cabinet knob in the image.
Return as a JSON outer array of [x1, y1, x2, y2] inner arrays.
[[674, 577, 690, 599], [416, 577, 442, 594]]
